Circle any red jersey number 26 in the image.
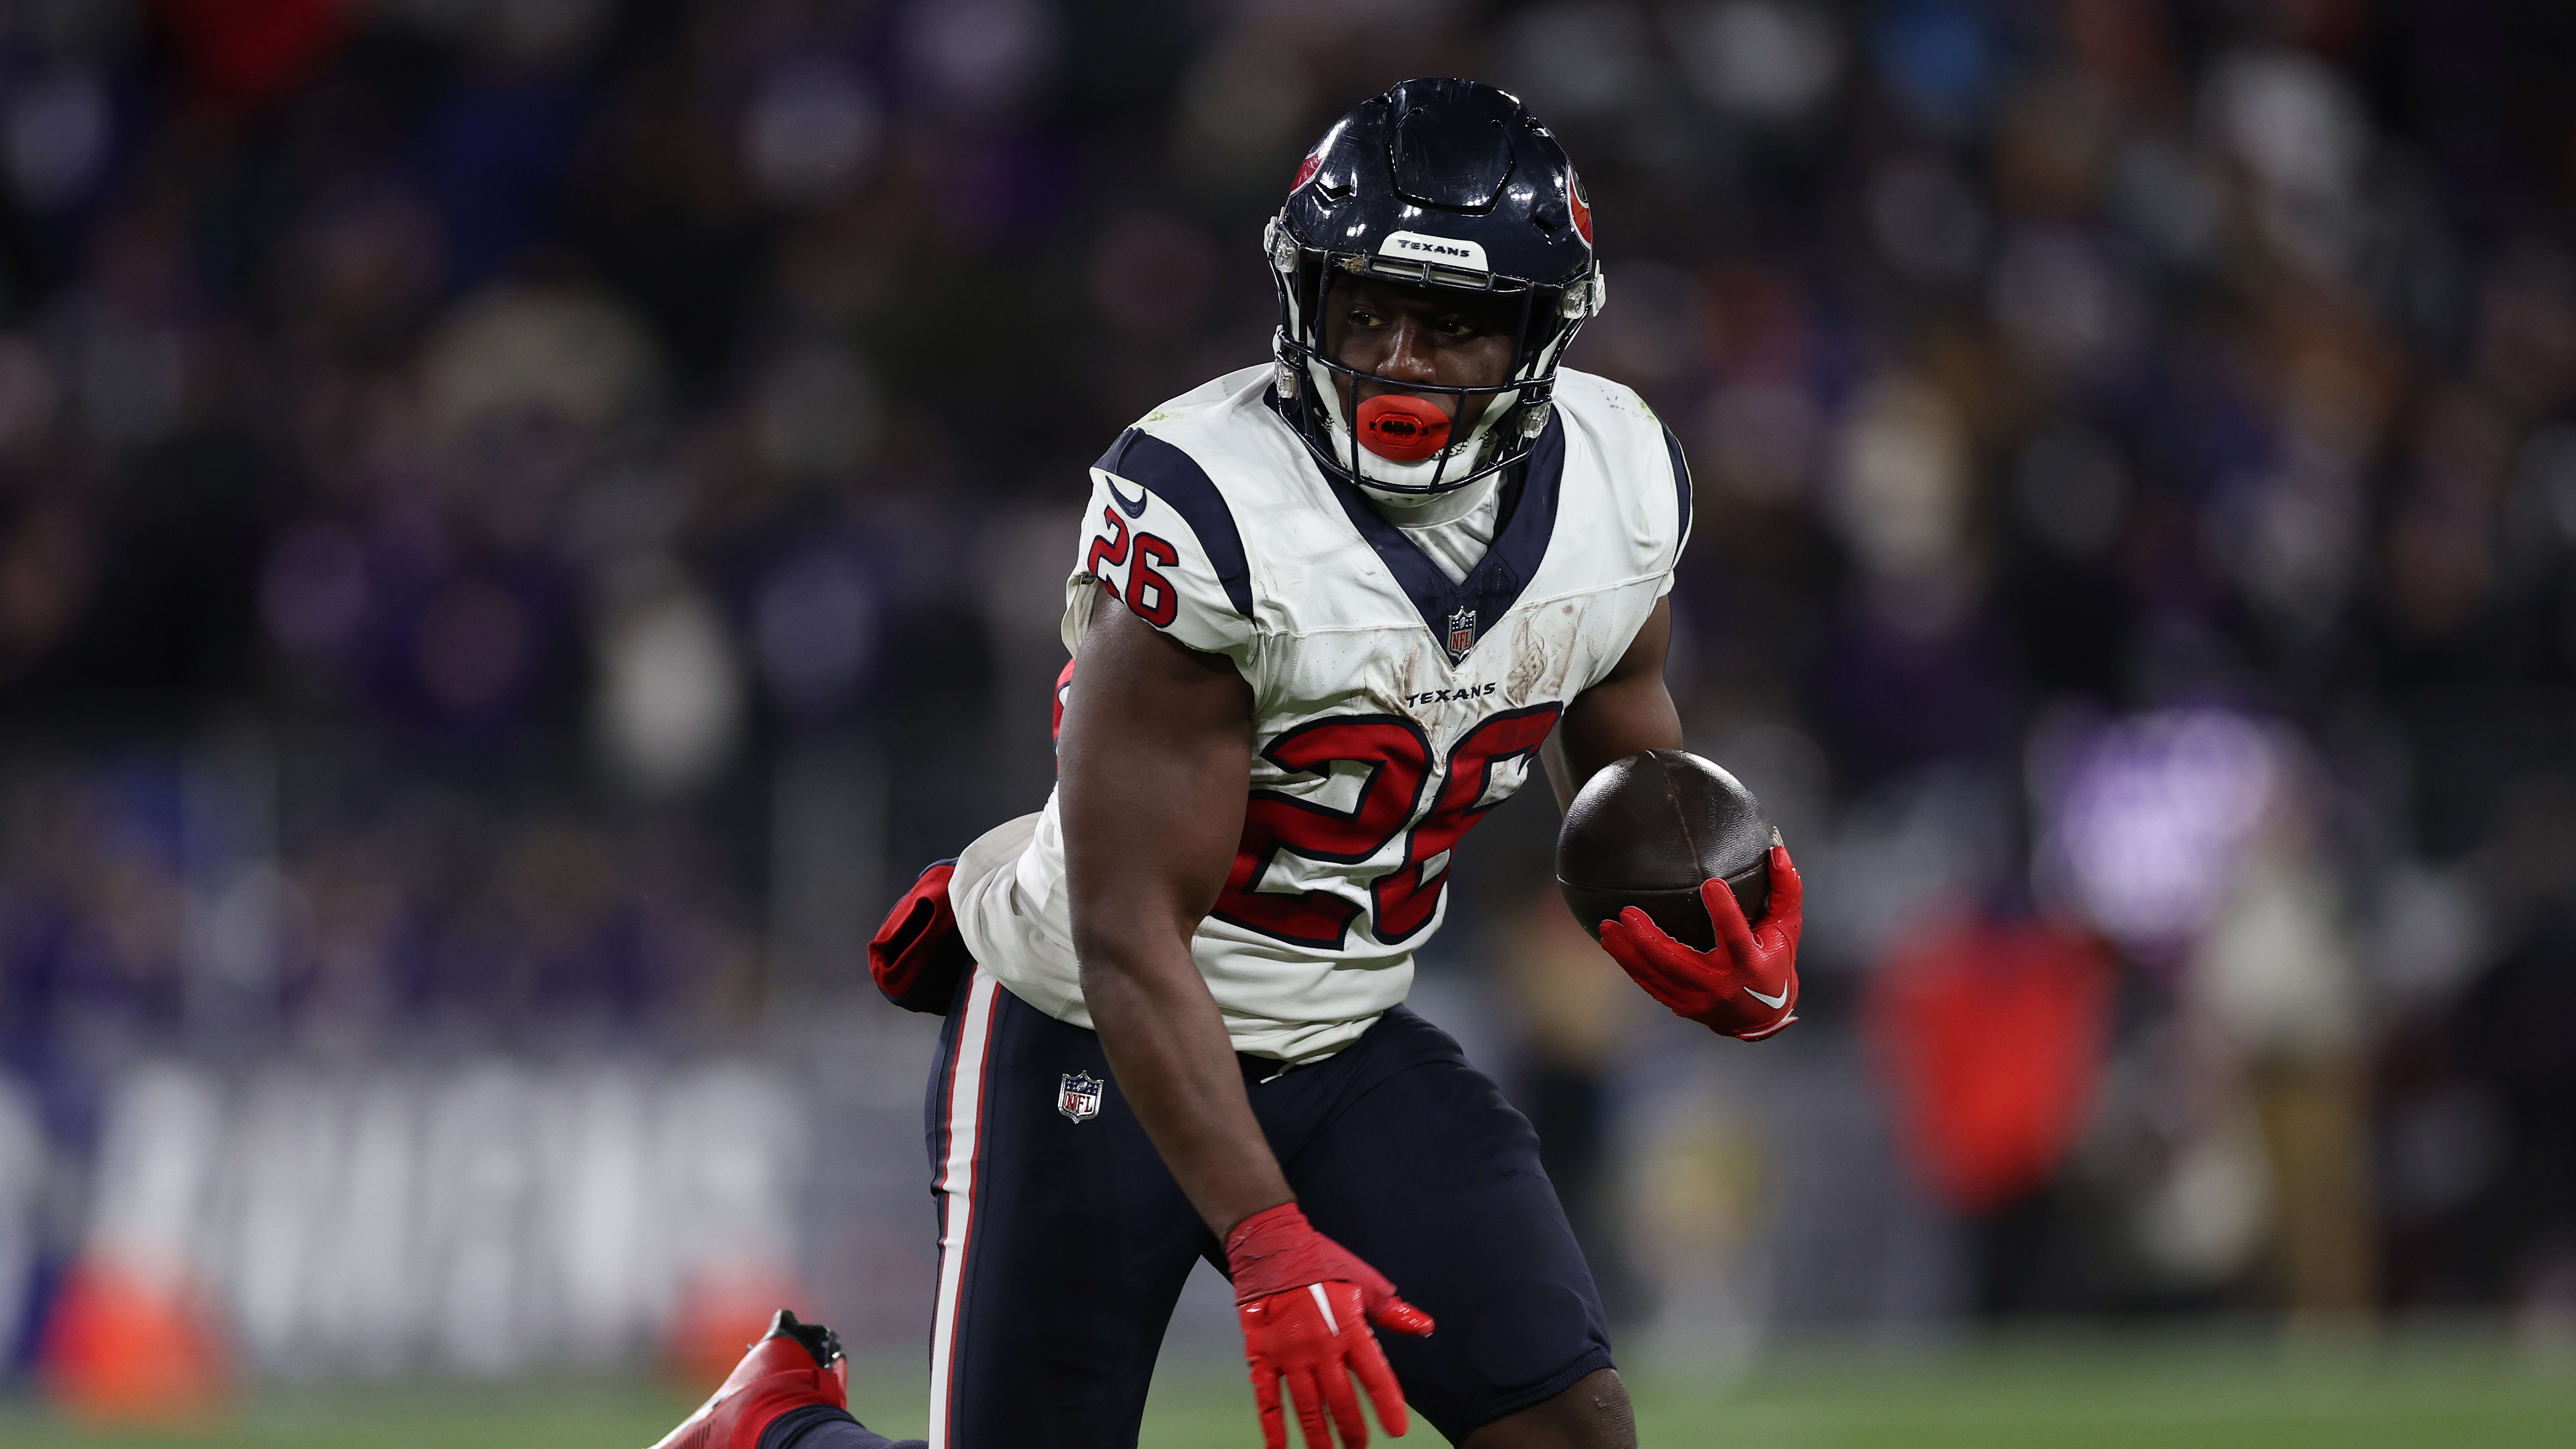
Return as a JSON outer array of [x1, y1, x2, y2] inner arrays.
[[1086, 508, 1178, 629], [1215, 704, 1562, 949], [1082, 503, 1560, 948]]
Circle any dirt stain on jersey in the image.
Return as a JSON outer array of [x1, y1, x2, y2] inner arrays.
[[1387, 637, 1435, 720], [1506, 615, 1561, 704]]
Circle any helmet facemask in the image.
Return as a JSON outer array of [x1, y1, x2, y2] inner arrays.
[[1267, 216, 1604, 502]]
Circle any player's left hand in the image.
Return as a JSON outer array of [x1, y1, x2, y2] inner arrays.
[[1596, 843, 1802, 1040], [1227, 1202, 1433, 1449], [866, 860, 973, 1014]]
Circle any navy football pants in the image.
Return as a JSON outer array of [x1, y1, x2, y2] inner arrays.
[[921, 968, 1613, 1448]]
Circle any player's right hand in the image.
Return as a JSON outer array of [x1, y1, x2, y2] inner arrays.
[[1226, 1202, 1432, 1449]]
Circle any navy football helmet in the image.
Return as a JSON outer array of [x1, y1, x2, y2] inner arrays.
[[1267, 78, 1607, 497]]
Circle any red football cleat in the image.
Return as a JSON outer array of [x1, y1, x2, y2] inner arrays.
[[650, 1310, 848, 1449]]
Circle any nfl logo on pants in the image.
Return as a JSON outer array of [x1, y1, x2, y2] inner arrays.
[[1058, 1071, 1103, 1123]]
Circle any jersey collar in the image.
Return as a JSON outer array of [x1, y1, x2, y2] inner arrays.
[[1319, 408, 1566, 667]]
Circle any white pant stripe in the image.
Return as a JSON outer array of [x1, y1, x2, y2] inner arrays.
[[927, 969, 1001, 1449]]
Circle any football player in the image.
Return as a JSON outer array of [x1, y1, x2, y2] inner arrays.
[[664, 77, 1804, 1449]]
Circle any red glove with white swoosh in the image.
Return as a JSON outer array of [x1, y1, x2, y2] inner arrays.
[[1226, 1202, 1434, 1449], [1596, 844, 1804, 1040]]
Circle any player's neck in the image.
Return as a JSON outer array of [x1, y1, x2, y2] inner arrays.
[[1361, 467, 1503, 528]]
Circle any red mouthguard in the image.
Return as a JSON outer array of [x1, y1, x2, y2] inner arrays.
[[1355, 393, 1452, 462]]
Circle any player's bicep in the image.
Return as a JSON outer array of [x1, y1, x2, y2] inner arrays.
[[1057, 588, 1255, 951], [1545, 597, 1683, 810]]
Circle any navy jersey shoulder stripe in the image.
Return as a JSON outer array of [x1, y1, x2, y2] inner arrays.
[[1661, 422, 1693, 568], [1097, 429, 1254, 618]]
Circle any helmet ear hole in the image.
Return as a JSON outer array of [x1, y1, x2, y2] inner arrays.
[[1558, 270, 1606, 321], [1267, 217, 1299, 275]]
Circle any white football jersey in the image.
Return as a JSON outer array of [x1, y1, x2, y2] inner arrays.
[[952, 364, 1692, 1062]]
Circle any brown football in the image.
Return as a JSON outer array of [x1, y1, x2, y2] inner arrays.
[[1555, 750, 1774, 951]]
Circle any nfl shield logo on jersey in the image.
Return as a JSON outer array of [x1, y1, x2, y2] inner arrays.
[[1446, 607, 1478, 661], [1058, 1071, 1103, 1123]]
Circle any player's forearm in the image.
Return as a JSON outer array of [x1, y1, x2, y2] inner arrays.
[[1077, 934, 1293, 1237], [1054, 587, 1283, 1236], [1546, 675, 1685, 809]]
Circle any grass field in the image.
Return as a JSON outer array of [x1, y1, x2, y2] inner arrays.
[[4, 1331, 2572, 1448]]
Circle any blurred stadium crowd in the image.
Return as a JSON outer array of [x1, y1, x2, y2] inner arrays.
[[2, 0, 2576, 1397]]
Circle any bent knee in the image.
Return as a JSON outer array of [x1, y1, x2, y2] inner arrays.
[[1462, 1368, 1637, 1449]]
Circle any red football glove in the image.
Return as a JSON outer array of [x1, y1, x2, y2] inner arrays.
[[1226, 1203, 1434, 1449], [867, 861, 973, 1014], [1595, 844, 1804, 1040], [1051, 657, 1078, 745]]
